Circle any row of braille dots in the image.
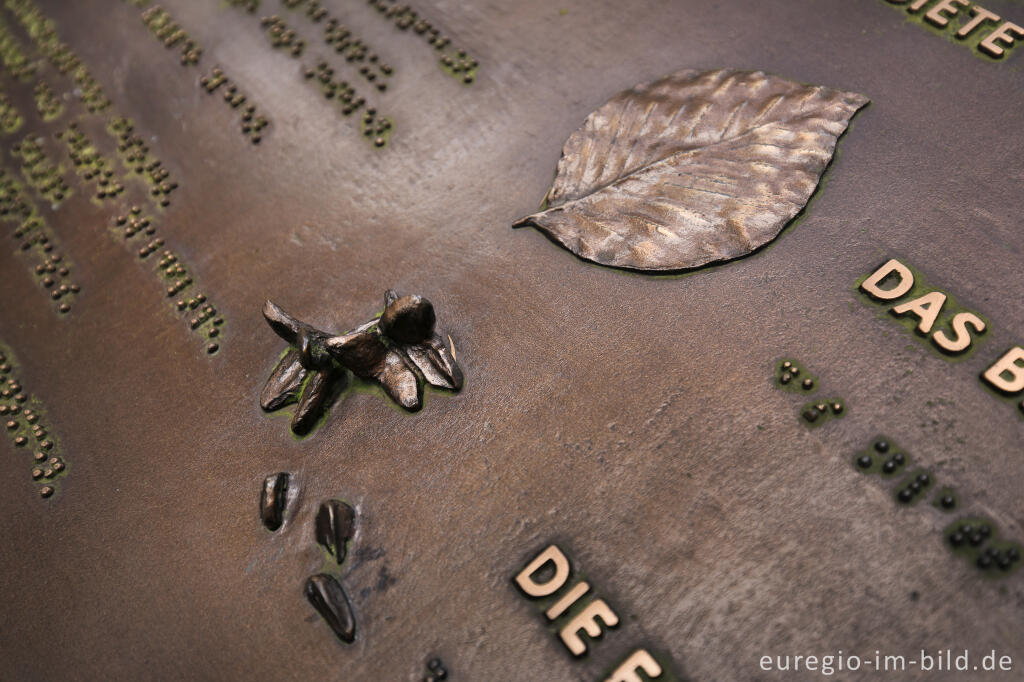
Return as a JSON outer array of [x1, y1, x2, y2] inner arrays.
[[322, 17, 393, 91], [112, 207, 223, 353], [12, 136, 71, 205], [158, 253, 224, 354], [948, 521, 1021, 573], [855, 439, 957, 508], [141, 6, 202, 66], [777, 360, 816, 391], [260, 15, 307, 57], [7, 0, 110, 112], [0, 167, 32, 218], [0, 17, 38, 82], [110, 118, 176, 207], [852, 439, 1022, 576], [421, 658, 448, 682], [0, 92, 24, 132], [57, 123, 126, 199], [32, 80, 62, 121], [0, 352, 61, 498], [0, 177, 77, 316], [359, 107, 392, 147], [35, 251, 78, 313], [279, 0, 395, 89], [302, 62, 390, 147], [175, 289, 224, 353], [31, 449, 65, 493], [228, 0, 260, 12], [114, 206, 155, 240], [801, 399, 844, 425], [200, 68, 270, 144], [369, 0, 479, 84]]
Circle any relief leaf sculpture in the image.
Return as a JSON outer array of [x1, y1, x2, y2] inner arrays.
[[513, 69, 869, 271]]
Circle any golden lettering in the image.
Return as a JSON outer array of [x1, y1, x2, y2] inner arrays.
[[860, 259, 914, 301], [925, 0, 968, 27], [932, 312, 986, 353], [605, 649, 665, 682], [515, 545, 570, 598], [559, 598, 619, 656], [892, 291, 946, 334], [957, 6, 1001, 37], [545, 581, 590, 620], [982, 347, 1024, 394], [979, 20, 1024, 57]]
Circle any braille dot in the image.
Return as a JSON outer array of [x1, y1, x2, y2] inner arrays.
[[961, 524, 974, 535], [893, 452, 905, 465], [1008, 548, 1020, 562], [949, 532, 964, 547], [969, 532, 984, 546], [916, 473, 930, 486], [874, 440, 889, 453], [882, 460, 896, 474], [33, 451, 45, 462], [940, 495, 955, 509], [979, 525, 991, 538], [53, 461, 64, 472], [831, 402, 843, 414], [790, 366, 799, 376], [976, 555, 993, 570], [909, 481, 921, 493], [207, 343, 219, 354], [802, 407, 819, 423], [40, 486, 53, 498], [801, 378, 813, 390], [898, 488, 913, 503], [32, 468, 43, 480]]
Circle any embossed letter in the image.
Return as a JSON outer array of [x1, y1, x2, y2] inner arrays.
[[979, 21, 1024, 57], [892, 291, 946, 334], [559, 598, 619, 656], [515, 545, 570, 598], [932, 312, 986, 353], [957, 6, 1000, 38], [861, 259, 914, 301], [606, 649, 664, 682], [982, 347, 1024, 394], [545, 581, 590, 620], [925, 0, 968, 27]]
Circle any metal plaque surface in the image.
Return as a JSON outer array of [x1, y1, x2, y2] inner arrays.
[[1, 0, 1023, 680]]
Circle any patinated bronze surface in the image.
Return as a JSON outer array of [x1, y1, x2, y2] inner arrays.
[[1, 0, 1023, 680]]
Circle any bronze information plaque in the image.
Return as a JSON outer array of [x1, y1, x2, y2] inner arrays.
[[1, 0, 1023, 679]]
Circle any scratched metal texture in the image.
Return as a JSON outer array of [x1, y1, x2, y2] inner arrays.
[[0, 0, 1022, 680]]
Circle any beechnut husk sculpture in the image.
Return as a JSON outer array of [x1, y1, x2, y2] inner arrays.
[[260, 291, 463, 435], [514, 68, 869, 271]]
